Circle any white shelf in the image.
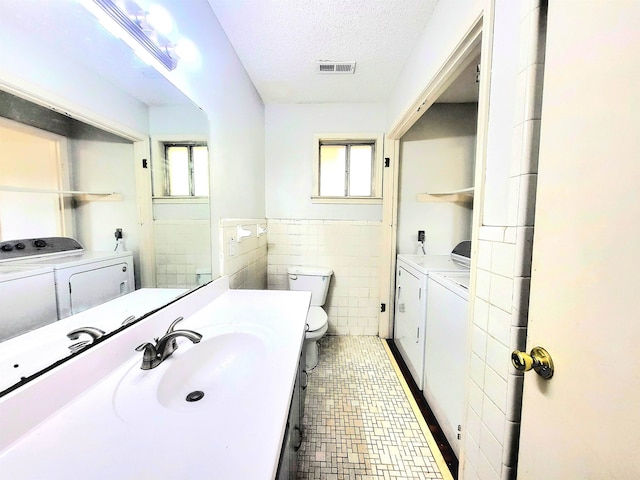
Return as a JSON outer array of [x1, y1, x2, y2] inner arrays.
[[416, 187, 474, 203], [0, 185, 121, 202]]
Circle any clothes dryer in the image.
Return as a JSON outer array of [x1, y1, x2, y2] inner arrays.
[[0, 237, 134, 320], [422, 271, 470, 457]]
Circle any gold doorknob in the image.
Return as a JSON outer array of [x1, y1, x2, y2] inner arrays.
[[511, 346, 554, 379]]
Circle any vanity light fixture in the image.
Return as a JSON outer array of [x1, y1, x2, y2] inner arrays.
[[89, 0, 179, 71]]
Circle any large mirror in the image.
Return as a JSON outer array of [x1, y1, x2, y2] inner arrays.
[[0, 0, 211, 393]]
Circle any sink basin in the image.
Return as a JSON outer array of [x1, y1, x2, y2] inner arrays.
[[157, 332, 266, 411], [112, 327, 268, 425]]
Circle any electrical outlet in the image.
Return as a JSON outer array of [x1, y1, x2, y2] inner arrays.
[[418, 230, 425, 242], [114, 228, 123, 239]]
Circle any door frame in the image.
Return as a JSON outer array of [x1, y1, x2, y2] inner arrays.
[[0, 79, 156, 288], [379, 14, 485, 339]]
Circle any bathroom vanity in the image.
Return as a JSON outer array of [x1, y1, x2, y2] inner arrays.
[[0, 277, 311, 479]]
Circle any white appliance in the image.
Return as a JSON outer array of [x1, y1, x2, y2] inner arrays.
[[422, 271, 469, 456], [0, 264, 58, 341], [393, 241, 471, 388], [0, 237, 134, 320]]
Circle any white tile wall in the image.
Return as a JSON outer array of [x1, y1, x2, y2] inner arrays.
[[219, 219, 268, 290], [267, 219, 381, 335], [153, 220, 211, 288], [462, 2, 546, 479]]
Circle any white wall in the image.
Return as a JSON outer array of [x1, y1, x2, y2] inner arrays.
[[0, 122, 64, 239], [71, 139, 138, 254], [482, 2, 521, 226], [265, 103, 386, 221], [148, 104, 209, 136], [0, 0, 266, 282], [155, 0, 266, 279], [0, 12, 149, 136], [264, 103, 387, 335], [397, 103, 477, 255], [387, 0, 484, 131]]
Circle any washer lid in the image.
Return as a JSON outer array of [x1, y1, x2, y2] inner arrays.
[[307, 307, 328, 332]]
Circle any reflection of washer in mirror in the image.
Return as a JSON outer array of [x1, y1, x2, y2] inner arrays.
[[0, 264, 57, 341], [1, 237, 134, 320]]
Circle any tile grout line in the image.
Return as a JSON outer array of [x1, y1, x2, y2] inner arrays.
[[380, 338, 454, 480]]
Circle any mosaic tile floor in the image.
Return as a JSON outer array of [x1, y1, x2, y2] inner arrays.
[[297, 336, 445, 480]]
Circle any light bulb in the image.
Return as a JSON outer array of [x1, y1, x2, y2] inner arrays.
[[145, 5, 173, 35], [175, 38, 199, 63]]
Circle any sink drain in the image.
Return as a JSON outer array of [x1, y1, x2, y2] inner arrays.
[[185, 390, 205, 402]]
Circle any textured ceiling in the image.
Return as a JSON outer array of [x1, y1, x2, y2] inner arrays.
[[4, 0, 477, 109], [207, 0, 440, 104]]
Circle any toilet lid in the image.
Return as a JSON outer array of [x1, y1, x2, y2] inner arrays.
[[307, 307, 327, 332]]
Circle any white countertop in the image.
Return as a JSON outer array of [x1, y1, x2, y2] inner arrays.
[[0, 281, 311, 479]]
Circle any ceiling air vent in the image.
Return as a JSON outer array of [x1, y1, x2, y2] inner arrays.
[[317, 61, 356, 74]]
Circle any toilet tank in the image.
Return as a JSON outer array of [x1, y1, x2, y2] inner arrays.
[[287, 266, 333, 306]]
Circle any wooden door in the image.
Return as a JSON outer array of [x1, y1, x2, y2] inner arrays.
[[517, 2, 640, 478]]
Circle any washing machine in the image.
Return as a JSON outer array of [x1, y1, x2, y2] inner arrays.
[[0, 264, 58, 341], [0, 237, 134, 320], [393, 241, 471, 389]]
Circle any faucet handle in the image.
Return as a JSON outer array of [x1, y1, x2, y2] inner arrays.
[[135, 342, 161, 370], [135, 342, 152, 352]]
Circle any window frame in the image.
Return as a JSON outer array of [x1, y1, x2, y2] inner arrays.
[[312, 133, 384, 204], [151, 138, 209, 199]]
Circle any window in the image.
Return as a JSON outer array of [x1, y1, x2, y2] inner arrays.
[[313, 133, 383, 204], [158, 143, 209, 197]]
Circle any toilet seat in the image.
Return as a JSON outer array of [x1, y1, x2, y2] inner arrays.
[[306, 306, 327, 332]]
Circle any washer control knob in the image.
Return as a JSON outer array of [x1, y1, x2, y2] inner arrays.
[[15, 243, 26, 250], [33, 239, 47, 248], [1, 244, 13, 252]]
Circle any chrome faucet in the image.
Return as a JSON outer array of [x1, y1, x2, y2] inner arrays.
[[67, 327, 106, 353], [135, 317, 202, 370]]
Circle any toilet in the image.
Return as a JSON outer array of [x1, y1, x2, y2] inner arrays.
[[287, 265, 333, 370]]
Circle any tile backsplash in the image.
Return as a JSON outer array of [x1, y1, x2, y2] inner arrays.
[[461, 2, 546, 479], [219, 219, 268, 290], [154, 220, 211, 288], [267, 219, 382, 336]]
